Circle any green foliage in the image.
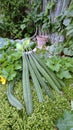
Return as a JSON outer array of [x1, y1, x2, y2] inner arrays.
[[47, 39, 73, 57], [0, 79, 72, 130], [46, 1, 73, 56], [49, 0, 73, 51], [0, 0, 33, 38], [57, 110, 73, 130], [46, 56, 73, 79], [63, 39, 73, 56], [63, 1, 73, 38], [0, 0, 73, 40], [0, 39, 22, 81], [20, 0, 55, 34], [47, 44, 64, 56], [0, 0, 51, 38], [0, 0, 56, 38]]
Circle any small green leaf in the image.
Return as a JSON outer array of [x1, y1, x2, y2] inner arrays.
[[8, 71, 17, 81], [23, 38, 30, 46], [63, 19, 71, 26], [16, 43, 23, 51], [20, 24, 26, 30], [15, 64, 21, 70]]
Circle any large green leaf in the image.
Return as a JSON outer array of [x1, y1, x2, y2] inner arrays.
[[57, 70, 72, 79], [46, 56, 73, 79], [64, 48, 73, 56], [57, 110, 73, 130]]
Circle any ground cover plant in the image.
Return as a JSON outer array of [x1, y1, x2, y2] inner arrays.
[[0, 77, 73, 130]]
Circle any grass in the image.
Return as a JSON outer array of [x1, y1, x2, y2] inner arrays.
[[0, 77, 73, 130]]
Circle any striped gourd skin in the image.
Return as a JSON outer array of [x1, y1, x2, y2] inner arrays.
[[7, 81, 23, 110], [30, 53, 61, 93], [26, 54, 44, 102], [22, 53, 33, 115], [28, 53, 54, 100], [32, 52, 64, 89], [57, 78, 65, 88]]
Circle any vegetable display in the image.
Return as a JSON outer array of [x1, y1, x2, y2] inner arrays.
[[7, 49, 65, 115], [0, 38, 65, 115]]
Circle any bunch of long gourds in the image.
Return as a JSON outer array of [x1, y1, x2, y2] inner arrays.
[[7, 51, 65, 115]]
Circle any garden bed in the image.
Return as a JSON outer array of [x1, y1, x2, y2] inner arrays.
[[0, 38, 73, 130], [0, 78, 73, 130]]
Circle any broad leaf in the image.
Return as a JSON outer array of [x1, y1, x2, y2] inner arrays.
[[57, 110, 73, 130], [57, 70, 72, 79]]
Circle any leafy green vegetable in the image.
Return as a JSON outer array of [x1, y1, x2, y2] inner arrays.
[[0, 40, 22, 81]]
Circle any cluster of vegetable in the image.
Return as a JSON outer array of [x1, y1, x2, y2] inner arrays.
[[1, 37, 73, 116], [0, 38, 64, 115], [7, 50, 65, 115], [22, 51, 65, 114]]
